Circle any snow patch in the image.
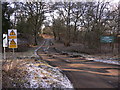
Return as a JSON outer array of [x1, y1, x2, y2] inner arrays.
[[86, 57, 120, 65], [24, 63, 73, 88]]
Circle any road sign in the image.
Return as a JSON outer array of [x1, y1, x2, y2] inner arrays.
[[100, 36, 114, 43], [3, 34, 8, 59], [8, 29, 17, 48], [3, 34, 8, 47], [9, 39, 17, 48], [8, 29, 17, 39]]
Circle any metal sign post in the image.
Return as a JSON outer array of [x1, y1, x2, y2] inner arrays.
[[13, 48, 15, 59], [4, 47, 6, 59]]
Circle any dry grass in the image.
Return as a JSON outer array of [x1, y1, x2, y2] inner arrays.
[[2, 59, 34, 88], [2, 59, 33, 71], [2, 59, 53, 88]]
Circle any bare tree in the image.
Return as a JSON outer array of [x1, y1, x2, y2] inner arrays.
[[51, 2, 74, 46], [14, 2, 47, 45], [71, 2, 86, 42]]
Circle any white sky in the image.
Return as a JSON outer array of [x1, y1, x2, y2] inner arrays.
[[111, 0, 119, 3], [2, 0, 120, 3]]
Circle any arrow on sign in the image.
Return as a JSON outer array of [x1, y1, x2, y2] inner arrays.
[[3, 36, 6, 40]]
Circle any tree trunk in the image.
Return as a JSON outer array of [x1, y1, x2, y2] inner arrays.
[[74, 21, 77, 42], [53, 30, 57, 40], [34, 30, 37, 46], [64, 3, 71, 47]]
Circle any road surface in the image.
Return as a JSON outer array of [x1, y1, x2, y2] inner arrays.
[[37, 39, 120, 88]]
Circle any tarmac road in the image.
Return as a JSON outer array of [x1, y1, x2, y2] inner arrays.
[[38, 39, 120, 89]]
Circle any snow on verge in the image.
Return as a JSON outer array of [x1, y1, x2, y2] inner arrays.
[[24, 63, 73, 88], [85, 57, 120, 65]]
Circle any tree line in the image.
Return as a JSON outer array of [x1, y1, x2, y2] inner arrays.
[[2, 1, 119, 48]]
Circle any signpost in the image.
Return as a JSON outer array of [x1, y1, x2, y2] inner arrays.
[[8, 29, 17, 58], [100, 36, 115, 53], [3, 34, 8, 59], [100, 36, 114, 43]]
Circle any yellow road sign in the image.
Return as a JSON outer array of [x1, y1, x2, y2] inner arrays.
[[8, 29, 17, 39], [9, 39, 17, 48], [8, 29, 17, 48]]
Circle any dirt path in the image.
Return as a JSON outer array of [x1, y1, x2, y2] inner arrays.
[[38, 39, 120, 88]]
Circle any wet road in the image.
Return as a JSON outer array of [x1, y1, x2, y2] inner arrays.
[[38, 39, 120, 88]]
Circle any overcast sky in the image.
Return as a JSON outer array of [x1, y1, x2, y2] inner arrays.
[[2, 0, 120, 3]]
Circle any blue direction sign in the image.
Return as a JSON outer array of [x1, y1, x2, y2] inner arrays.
[[100, 36, 114, 43]]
